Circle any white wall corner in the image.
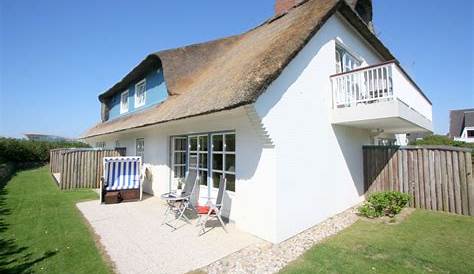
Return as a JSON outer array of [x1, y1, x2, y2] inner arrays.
[[244, 104, 275, 148]]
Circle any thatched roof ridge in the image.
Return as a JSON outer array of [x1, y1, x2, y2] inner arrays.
[[83, 0, 396, 138]]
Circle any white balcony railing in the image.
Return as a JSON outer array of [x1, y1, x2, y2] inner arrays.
[[330, 61, 432, 121]]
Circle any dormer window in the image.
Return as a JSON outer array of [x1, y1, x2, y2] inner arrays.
[[120, 90, 129, 114], [135, 79, 146, 108]]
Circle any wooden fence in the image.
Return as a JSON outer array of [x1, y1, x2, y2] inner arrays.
[[50, 148, 126, 190], [363, 145, 473, 216]]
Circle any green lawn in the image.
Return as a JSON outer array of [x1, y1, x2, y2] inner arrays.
[[281, 210, 474, 274], [0, 166, 110, 274]]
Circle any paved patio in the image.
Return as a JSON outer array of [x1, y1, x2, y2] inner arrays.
[[77, 196, 261, 274]]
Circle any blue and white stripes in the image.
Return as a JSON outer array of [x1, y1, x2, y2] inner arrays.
[[103, 157, 141, 191]]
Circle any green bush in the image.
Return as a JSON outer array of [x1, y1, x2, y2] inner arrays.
[[359, 191, 410, 218], [410, 134, 474, 149], [0, 137, 90, 163]]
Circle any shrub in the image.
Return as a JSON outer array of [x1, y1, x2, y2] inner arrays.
[[410, 134, 474, 149], [359, 191, 410, 218], [0, 137, 90, 163]]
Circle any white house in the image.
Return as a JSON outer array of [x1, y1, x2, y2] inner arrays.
[[82, 0, 433, 243], [449, 108, 474, 143]]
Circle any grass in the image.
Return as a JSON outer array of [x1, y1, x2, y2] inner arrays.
[[281, 210, 474, 274], [0, 165, 111, 274]]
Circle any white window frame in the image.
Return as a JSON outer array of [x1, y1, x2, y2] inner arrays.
[[171, 136, 187, 181], [335, 42, 362, 73], [134, 79, 146, 108], [120, 90, 129, 114], [463, 128, 474, 138], [169, 131, 236, 196], [210, 133, 235, 192], [187, 135, 209, 189]]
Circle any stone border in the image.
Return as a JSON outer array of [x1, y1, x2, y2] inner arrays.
[[199, 206, 360, 274]]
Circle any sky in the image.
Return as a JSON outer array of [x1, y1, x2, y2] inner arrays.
[[0, 0, 473, 138]]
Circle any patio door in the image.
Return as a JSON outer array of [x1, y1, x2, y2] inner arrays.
[[171, 136, 187, 188], [170, 132, 235, 199], [210, 133, 235, 192], [188, 135, 209, 196]]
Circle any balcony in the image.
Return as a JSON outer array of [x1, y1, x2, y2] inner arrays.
[[330, 61, 433, 133]]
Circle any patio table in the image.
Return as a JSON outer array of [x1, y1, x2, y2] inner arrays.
[[160, 192, 192, 229]]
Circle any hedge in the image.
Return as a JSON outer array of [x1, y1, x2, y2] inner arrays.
[[410, 134, 474, 149], [0, 162, 15, 184], [0, 137, 90, 163]]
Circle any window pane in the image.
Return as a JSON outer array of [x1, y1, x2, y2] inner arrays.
[[335, 50, 342, 73], [174, 152, 185, 165], [174, 138, 186, 151], [199, 153, 208, 168], [174, 166, 185, 178], [121, 91, 129, 112], [225, 134, 235, 152], [212, 172, 222, 188], [199, 171, 208, 186], [212, 135, 223, 151], [212, 153, 223, 171], [136, 139, 145, 161], [180, 166, 185, 178], [226, 174, 235, 192], [199, 135, 208, 151], [225, 154, 235, 173], [138, 82, 145, 93], [190, 137, 198, 151], [189, 153, 198, 169], [136, 82, 146, 105]]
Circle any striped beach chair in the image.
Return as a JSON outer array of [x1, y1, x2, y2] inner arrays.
[[100, 156, 143, 203]]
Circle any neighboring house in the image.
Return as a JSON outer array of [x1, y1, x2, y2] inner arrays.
[[24, 133, 70, 142], [449, 108, 474, 143], [82, 0, 432, 243]]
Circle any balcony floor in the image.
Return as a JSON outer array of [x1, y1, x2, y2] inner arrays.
[[331, 99, 432, 133]]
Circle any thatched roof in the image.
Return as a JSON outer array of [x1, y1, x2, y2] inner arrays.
[[83, 0, 395, 138]]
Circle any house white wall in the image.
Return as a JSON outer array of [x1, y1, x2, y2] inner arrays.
[[255, 13, 383, 242], [85, 107, 278, 242]]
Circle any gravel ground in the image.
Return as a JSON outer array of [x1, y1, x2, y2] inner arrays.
[[200, 206, 359, 274]]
